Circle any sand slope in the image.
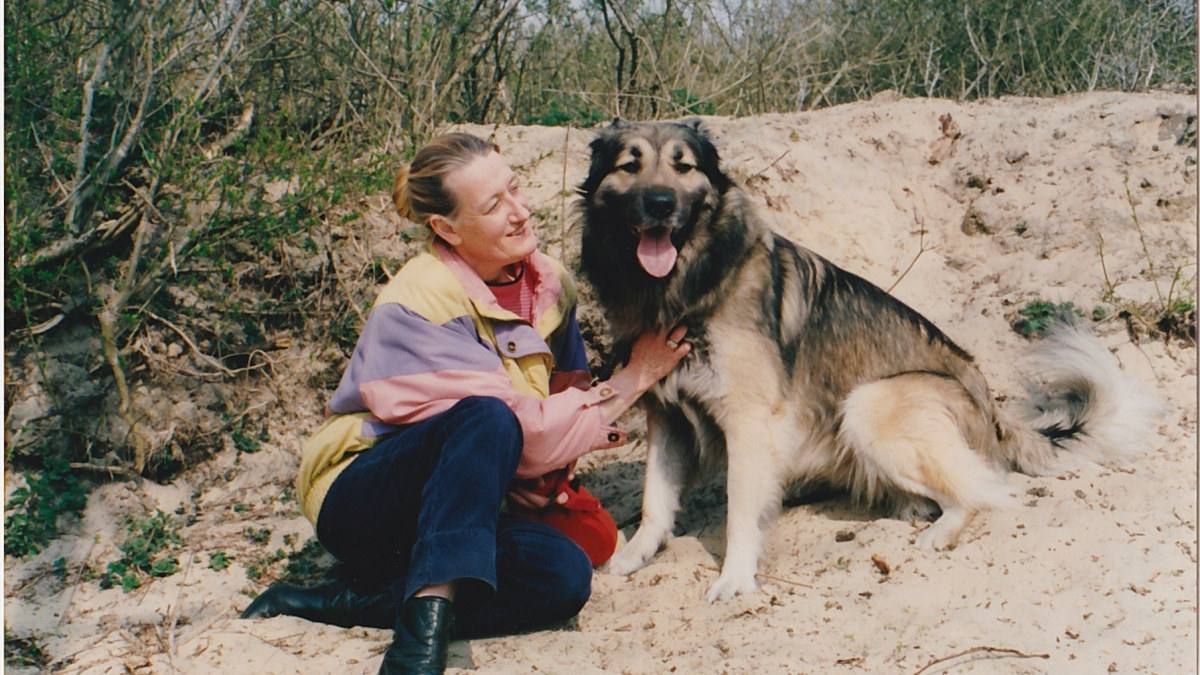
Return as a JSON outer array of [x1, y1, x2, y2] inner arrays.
[[4, 91, 1196, 675]]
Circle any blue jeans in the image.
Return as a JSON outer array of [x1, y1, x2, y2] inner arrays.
[[316, 396, 593, 637]]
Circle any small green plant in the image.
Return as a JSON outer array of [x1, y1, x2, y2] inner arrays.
[[209, 550, 232, 571], [245, 526, 272, 544], [245, 548, 288, 581], [1160, 296, 1196, 343], [1012, 300, 1083, 339], [4, 455, 90, 558], [4, 629, 48, 669], [277, 538, 336, 586], [231, 428, 262, 454], [101, 510, 183, 592]]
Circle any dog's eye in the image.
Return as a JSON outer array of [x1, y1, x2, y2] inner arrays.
[[618, 162, 639, 174], [676, 163, 695, 174]]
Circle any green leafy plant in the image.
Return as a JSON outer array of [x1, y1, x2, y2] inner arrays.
[[245, 526, 272, 545], [101, 510, 183, 592], [4, 456, 90, 558], [209, 550, 232, 572], [1012, 300, 1083, 339], [245, 548, 288, 581], [277, 538, 336, 586], [4, 630, 48, 669]]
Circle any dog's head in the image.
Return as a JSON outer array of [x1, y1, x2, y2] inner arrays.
[[579, 119, 731, 279]]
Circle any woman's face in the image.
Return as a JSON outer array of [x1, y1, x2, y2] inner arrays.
[[432, 151, 536, 282]]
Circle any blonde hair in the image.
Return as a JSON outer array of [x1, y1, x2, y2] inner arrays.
[[392, 133, 500, 227]]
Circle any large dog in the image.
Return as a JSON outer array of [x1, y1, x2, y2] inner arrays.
[[577, 119, 1159, 601]]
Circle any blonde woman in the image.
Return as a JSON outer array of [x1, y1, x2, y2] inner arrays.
[[243, 133, 689, 675]]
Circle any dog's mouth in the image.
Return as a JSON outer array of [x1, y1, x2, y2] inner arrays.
[[636, 227, 677, 278]]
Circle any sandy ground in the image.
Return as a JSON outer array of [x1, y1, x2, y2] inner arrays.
[[5, 91, 1197, 675]]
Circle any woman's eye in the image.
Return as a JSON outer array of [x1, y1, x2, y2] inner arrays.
[[618, 162, 639, 173]]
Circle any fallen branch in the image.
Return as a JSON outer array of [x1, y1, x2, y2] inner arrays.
[[144, 309, 236, 377], [14, 208, 141, 270], [68, 461, 143, 479], [912, 646, 1049, 675]]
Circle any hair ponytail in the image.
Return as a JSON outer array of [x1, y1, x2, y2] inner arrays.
[[391, 163, 416, 223]]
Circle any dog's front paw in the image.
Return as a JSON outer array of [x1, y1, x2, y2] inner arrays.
[[705, 568, 758, 602], [604, 540, 655, 576], [915, 522, 959, 551]]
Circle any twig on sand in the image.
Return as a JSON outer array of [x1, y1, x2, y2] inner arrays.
[[887, 207, 935, 294], [57, 536, 99, 628], [698, 563, 814, 589], [911, 646, 1050, 674], [747, 149, 791, 183]]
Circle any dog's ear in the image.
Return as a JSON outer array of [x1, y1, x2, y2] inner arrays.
[[578, 130, 621, 197], [679, 117, 706, 134], [688, 123, 731, 192]]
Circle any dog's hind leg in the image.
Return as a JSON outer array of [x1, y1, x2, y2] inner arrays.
[[838, 374, 1014, 551], [606, 404, 696, 576]]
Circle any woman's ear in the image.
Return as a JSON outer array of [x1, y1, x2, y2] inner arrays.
[[428, 213, 462, 247]]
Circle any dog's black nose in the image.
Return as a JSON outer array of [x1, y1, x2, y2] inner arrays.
[[644, 191, 676, 219]]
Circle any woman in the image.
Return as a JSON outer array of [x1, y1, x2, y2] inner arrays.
[[242, 133, 689, 675]]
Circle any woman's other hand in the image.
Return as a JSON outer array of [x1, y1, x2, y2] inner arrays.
[[597, 326, 690, 424], [625, 325, 690, 390]]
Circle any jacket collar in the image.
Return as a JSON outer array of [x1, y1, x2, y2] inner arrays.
[[431, 240, 564, 326]]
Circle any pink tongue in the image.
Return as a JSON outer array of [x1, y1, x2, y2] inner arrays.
[[637, 230, 678, 278]]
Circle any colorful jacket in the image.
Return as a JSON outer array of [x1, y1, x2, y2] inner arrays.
[[296, 241, 626, 526]]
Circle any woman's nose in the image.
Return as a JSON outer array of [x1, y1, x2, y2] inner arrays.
[[510, 196, 530, 222]]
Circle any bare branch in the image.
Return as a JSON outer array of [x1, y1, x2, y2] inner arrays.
[[65, 45, 110, 234]]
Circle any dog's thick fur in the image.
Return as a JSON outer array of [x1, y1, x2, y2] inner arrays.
[[577, 119, 1160, 601]]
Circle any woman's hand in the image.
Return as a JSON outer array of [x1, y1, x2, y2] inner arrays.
[[597, 326, 690, 424], [625, 325, 691, 391], [507, 465, 575, 511], [508, 476, 551, 510]]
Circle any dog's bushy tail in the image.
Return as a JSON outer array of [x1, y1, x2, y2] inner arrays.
[[997, 317, 1163, 476]]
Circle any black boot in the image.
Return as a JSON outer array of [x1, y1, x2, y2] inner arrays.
[[240, 579, 395, 629], [378, 596, 455, 675]]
